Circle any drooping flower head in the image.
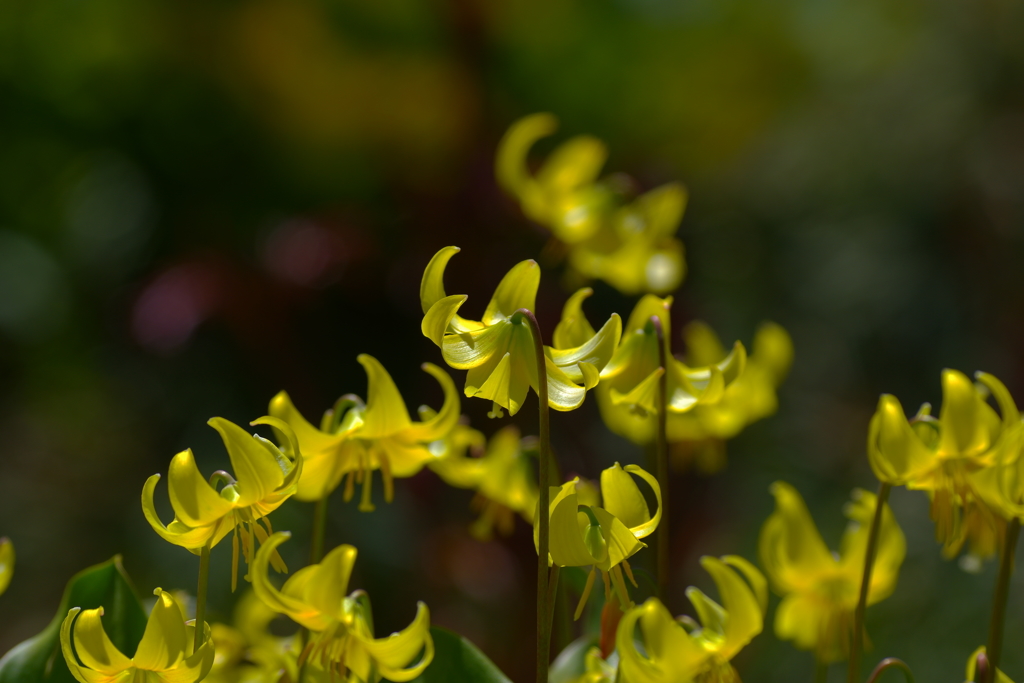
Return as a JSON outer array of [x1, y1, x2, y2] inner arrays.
[[270, 354, 460, 510], [496, 113, 687, 295], [142, 416, 302, 590], [429, 424, 538, 540], [206, 590, 298, 683], [420, 246, 621, 417], [759, 482, 905, 663], [0, 537, 12, 597], [617, 555, 767, 683], [61, 588, 215, 683], [596, 295, 750, 445], [539, 463, 661, 618], [251, 532, 433, 683], [868, 369, 1021, 561]]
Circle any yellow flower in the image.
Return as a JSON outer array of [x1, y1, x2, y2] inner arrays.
[[667, 320, 793, 445], [61, 588, 215, 683], [617, 555, 767, 683], [595, 295, 748, 445], [539, 463, 661, 618], [759, 482, 905, 663], [566, 647, 617, 683], [867, 369, 1021, 560], [269, 354, 460, 510], [420, 246, 621, 417], [142, 416, 302, 590], [206, 591, 297, 683], [0, 537, 12, 597], [495, 113, 687, 295], [251, 532, 433, 683], [429, 424, 538, 540]]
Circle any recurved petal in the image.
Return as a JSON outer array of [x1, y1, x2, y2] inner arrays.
[[482, 260, 540, 324], [495, 113, 558, 196], [624, 294, 673, 339], [359, 602, 434, 682], [684, 585, 727, 644], [420, 246, 459, 313], [142, 475, 219, 549], [939, 369, 991, 456], [552, 288, 597, 349], [69, 607, 132, 674], [422, 294, 469, 347], [621, 598, 701, 683], [840, 490, 905, 605], [759, 482, 835, 594], [868, 395, 933, 485], [269, 391, 342, 454], [976, 372, 1022, 431], [469, 352, 531, 417], [209, 418, 285, 507], [548, 313, 622, 381], [294, 444, 348, 502], [700, 556, 764, 659], [170, 622, 215, 683], [682, 321, 727, 367], [402, 363, 460, 442], [621, 465, 661, 540], [544, 357, 589, 413], [536, 135, 607, 195], [0, 538, 13, 597], [610, 367, 663, 415], [134, 590, 188, 670], [356, 355, 412, 438], [303, 543, 358, 622], [773, 593, 825, 654], [251, 532, 320, 628], [168, 449, 233, 528], [721, 555, 769, 616], [600, 463, 650, 532]]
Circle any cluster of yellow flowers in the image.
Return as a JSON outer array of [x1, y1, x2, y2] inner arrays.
[[2, 114, 1018, 683]]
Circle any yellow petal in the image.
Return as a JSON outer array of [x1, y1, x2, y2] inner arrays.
[[592, 506, 644, 571], [544, 357, 589, 413], [167, 449, 233, 528], [544, 480, 598, 567], [610, 367, 664, 416], [624, 295, 673, 342], [69, 607, 132, 674], [294, 442, 349, 502], [600, 463, 650, 531], [700, 556, 764, 660], [939, 369, 990, 455], [142, 475, 219, 549], [302, 543, 358, 622], [482, 259, 540, 325], [402, 363, 460, 442], [0, 538, 13, 597], [442, 320, 510, 370], [422, 294, 469, 347], [759, 482, 836, 594], [774, 592, 826, 654], [268, 390, 342, 455], [356, 354, 412, 438], [251, 532, 323, 630], [208, 418, 285, 508], [867, 395, 934, 485], [840, 489, 906, 605], [419, 246, 460, 313], [752, 322, 794, 385], [618, 598, 702, 683], [134, 590, 188, 670], [536, 135, 607, 197], [552, 288, 597, 349], [682, 321, 726, 367], [547, 313, 622, 383], [619, 182, 687, 240], [358, 602, 434, 682], [722, 555, 769, 616], [495, 113, 558, 197], [976, 371, 1021, 432]]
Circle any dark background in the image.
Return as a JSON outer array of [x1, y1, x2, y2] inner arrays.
[[1, 0, 1023, 681]]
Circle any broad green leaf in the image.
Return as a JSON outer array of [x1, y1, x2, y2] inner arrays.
[[403, 626, 512, 683], [0, 555, 147, 683]]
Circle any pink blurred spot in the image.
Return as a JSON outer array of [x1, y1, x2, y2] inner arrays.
[[131, 263, 223, 354], [262, 219, 348, 288]]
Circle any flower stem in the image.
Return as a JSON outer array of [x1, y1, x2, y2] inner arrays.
[[986, 516, 1020, 675], [517, 308, 552, 683], [650, 315, 670, 603], [193, 541, 212, 654], [847, 482, 891, 683], [816, 660, 829, 683], [310, 495, 329, 565], [865, 658, 914, 683]]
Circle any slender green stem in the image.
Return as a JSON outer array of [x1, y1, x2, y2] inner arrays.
[[816, 659, 829, 683], [194, 542, 212, 653], [517, 308, 552, 683], [649, 316, 670, 603], [310, 495, 329, 565], [865, 658, 915, 683], [848, 482, 891, 683], [986, 516, 1020, 675], [546, 565, 561, 652]]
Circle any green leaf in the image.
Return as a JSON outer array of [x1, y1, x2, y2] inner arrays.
[[0, 555, 148, 683], [402, 626, 512, 683], [549, 635, 599, 683]]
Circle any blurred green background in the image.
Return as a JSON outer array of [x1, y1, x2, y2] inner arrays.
[[1, 0, 1023, 681]]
